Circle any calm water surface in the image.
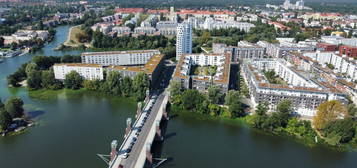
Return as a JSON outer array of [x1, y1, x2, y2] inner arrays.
[[0, 25, 356, 168]]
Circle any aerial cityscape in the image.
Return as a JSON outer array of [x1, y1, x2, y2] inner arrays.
[[0, 0, 357, 168]]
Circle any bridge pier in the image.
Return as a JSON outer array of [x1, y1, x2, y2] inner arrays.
[[110, 140, 118, 162], [124, 118, 132, 138], [146, 143, 153, 166], [155, 120, 164, 141], [136, 102, 142, 119]]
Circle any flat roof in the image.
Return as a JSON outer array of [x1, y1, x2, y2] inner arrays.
[[174, 53, 231, 84], [244, 59, 343, 94], [54, 63, 103, 68], [81, 49, 160, 56], [109, 54, 165, 75]]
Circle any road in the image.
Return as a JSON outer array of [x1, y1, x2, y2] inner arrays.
[[121, 92, 166, 167]]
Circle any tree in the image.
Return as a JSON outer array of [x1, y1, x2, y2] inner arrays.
[[102, 71, 122, 95], [0, 37, 4, 48], [250, 102, 269, 129], [322, 118, 355, 145], [276, 100, 293, 123], [255, 102, 268, 116], [199, 31, 211, 44], [25, 62, 39, 76], [5, 97, 24, 118], [207, 85, 222, 104], [64, 71, 83, 90], [132, 73, 149, 101], [121, 76, 132, 97], [347, 104, 357, 117], [27, 70, 42, 90], [0, 99, 3, 108], [41, 70, 62, 90], [169, 81, 182, 105], [225, 90, 241, 105], [181, 89, 205, 110], [313, 100, 348, 130], [0, 110, 12, 131], [208, 103, 221, 116], [229, 103, 244, 118], [83, 79, 102, 91]]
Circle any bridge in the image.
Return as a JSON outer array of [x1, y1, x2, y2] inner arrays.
[[99, 90, 170, 168]]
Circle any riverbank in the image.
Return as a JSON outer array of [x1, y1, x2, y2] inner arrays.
[[59, 25, 91, 49], [169, 104, 357, 151]]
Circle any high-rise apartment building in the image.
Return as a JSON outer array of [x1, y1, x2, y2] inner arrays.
[[176, 23, 192, 61]]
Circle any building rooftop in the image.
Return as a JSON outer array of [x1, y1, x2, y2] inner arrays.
[[109, 54, 165, 75], [54, 63, 103, 68], [81, 49, 160, 56], [174, 53, 231, 84]]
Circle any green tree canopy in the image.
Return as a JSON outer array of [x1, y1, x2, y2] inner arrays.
[[0, 110, 12, 131], [132, 73, 149, 101], [207, 85, 222, 104], [27, 70, 42, 90], [5, 97, 24, 118], [64, 71, 83, 90], [121, 76, 132, 97], [102, 71, 122, 95], [181, 89, 205, 110], [224, 90, 241, 106], [25, 62, 39, 76]]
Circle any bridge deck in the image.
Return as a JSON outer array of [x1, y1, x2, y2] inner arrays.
[[110, 92, 165, 168]]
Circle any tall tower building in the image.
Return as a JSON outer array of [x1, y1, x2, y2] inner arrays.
[[176, 23, 192, 61]]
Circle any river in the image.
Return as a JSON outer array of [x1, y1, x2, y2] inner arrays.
[[0, 25, 356, 168]]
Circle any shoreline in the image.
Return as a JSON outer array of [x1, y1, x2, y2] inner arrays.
[[56, 25, 91, 50], [170, 105, 357, 152]]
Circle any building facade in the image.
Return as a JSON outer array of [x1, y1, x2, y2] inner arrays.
[[81, 50, 161, 66], [53, 64, 104, 80], [242, 59, 346, 117], [176, 23, 192, 61]]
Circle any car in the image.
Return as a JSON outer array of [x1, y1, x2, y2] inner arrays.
[[121, 153, 129, 159]]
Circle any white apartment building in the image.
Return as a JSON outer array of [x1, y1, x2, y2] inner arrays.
[[134, 27, 156, 35], [200, 18, 255, 32], [321, 36, 357, 47], [158, 27, 176, 36], [242, 59, 347, 117], [81, 50, 161, 66], [304, 51, 357, 82], [232, 41, 265, 62], [156, 21, 178, 29], [174, 53, 231, 93], [53, 64, 104, 80], [176, 23, 192, 61], [263, 41, 315, 58], [112, 26, 131, 35]]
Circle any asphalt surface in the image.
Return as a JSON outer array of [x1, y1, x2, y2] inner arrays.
[[121, 93, 166, 167]]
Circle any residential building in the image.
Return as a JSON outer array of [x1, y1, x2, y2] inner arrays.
[[173, 53, 231, 93], [242, 59, 346, 117], [112, 26, 131, 35], [107, 54, 165, 86], [316, 43, 337, 51], [339, 45, 357, 58], [200, 18, 255, 32], [264, 41, 315, 58], [53, 64, 104, 80], [81, 50, 161, 66], [303, 51, 357, 82], [231, 41, 265, 62], [134, 26, 156, 35], [176, 23, 192, 61]]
